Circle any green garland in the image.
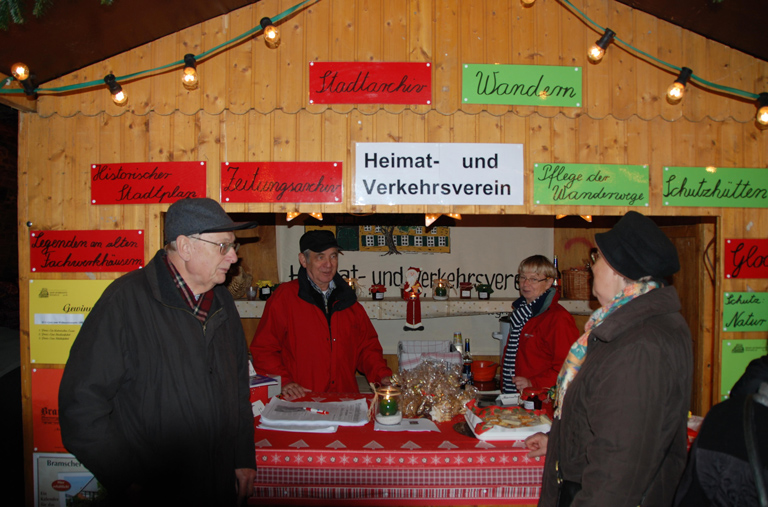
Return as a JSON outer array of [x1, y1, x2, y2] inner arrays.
[[0, 0, 114, 30]]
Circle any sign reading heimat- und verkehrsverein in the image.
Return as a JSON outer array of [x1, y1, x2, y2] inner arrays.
[[354, 143, 524, 206]]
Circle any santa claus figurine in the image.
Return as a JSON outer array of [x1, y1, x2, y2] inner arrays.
[[403, 267, 424, 331]]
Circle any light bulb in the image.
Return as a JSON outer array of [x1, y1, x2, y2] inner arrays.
[[667, 82, 685, 103], [264, 25, 281, 49], [425, 214, 440, 227], [286, 212, 301, 221], [104, 74, 128, 106], [758, 105, 768, 126], [309, 212, 323, 220], [587, 45, 605, 63], [112, 89, 128, 106], [11, 62, 30, 81], [182, 67, 198, 90]]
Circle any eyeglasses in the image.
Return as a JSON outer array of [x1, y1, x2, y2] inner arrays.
[[189, 236, 240, 255], [590, 250, 601, 265], [514, 274, 550, 290]]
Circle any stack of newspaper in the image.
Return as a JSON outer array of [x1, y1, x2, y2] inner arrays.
[[259, 397, 370, 433]]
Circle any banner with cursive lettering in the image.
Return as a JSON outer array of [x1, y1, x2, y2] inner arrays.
[[724, 239, 768, 279], [30, 230, 144, 272], [354, 142, 524, 205], [309, 62, 432, 104], [220, 162, 343, 203], [662, 166, 768, 208], [462, 64, 582, 107], [533, 163, 649, 206], [723, 292, 768, 332], [91, 162, 206, 204]]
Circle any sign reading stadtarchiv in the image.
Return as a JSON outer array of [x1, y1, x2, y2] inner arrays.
[[462, 64, 582, 107], [533, 163, 649, 206], [309, 62, 432, 105], [662, 166, 768, 208], [354, 143, 524, 206], [723, 292, 768, 332]]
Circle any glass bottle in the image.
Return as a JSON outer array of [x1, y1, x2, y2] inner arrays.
[[553, 255, 562, 296], [462, 337, 474, 385]]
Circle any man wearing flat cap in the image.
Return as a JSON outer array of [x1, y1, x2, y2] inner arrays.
[[251, 229, 392, 400], [59, 198, 258, 506]]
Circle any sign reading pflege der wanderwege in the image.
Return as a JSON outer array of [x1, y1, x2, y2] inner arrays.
[[354, 143, 524, 206]]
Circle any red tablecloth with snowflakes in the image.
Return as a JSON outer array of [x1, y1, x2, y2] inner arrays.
[[249, 393, 545, 506]]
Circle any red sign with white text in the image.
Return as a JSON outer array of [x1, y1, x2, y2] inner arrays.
[[724, 238, 768, 279], [309, 62, 432, 104], [91, 162, 207, 204], [32, 368, 66, 453], [220, 162, 343, 203], [30, 230, 144, 272]]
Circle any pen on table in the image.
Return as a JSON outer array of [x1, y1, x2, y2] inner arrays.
[[305, 407, 329, 415]]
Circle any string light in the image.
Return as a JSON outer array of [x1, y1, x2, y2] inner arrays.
[[11, 62, 30, 81], [286, 212, 323, 221], [587, 28, 615, 63], [104, 74, 128, 106], [666, 67, 692, 104], [181, 54, 198, 90], [756, 93, 768, 126], [261, 17, 281, 49], [425, 213, 462, 226]]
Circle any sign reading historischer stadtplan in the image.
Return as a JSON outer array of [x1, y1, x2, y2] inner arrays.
[[354, 143, 524, 206]]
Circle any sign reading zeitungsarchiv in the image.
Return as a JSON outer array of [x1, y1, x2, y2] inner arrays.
[[30, 230, 144, 272], [724, 239, 768, 279], [309, 62, 432, 105], [662, 166, 768, 208], [91, 162, 207, 204], [220, 162, 343, 203], [532, 163, 649, 206], [723, 292, 768, 332], [462, 64, 582, 107], [354, 143, 524, 206]]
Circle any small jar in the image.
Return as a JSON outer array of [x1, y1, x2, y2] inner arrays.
[[375, 386, 402, 425], [258, 285, 272, 300]]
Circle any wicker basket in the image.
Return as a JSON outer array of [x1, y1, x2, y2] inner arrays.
[[562, 269, 593, 300]]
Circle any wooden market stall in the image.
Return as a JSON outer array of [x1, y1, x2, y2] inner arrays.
[[10, 0, 767, 504]]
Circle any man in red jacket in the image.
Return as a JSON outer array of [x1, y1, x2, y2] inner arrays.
[[251, 230, 392, 400]]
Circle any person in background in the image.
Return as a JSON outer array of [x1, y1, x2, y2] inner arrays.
[[500, 255, 579, 394], [59, 198, 259, 506], [251, 230, 391, 400], [525, 211, 693, 506], [730, 353, 768, 397]]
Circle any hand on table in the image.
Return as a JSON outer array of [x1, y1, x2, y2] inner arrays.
[[380, 376, 392, 386], [235, 467, 257, 505], [524, 432, 549, 458], [513, 376, 532, 391], [281, 382, 310, 400]]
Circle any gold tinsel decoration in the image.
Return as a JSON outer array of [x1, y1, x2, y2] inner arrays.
[[227, 265, 253, 300]]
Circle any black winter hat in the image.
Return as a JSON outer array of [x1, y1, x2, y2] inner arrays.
[[300, 230, 341, 253], [165, 198, 258, 243], [595, 211, 680, 280]]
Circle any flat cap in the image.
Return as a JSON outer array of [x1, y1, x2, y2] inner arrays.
[[165, 198, 258, 243], [300, 230, 340, 253]]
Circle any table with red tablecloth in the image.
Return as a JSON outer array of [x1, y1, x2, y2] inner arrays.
[[249, 393, 545, 506]]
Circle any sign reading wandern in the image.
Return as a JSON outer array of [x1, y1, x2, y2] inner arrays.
[[462, 64, 582, 107], [220, 162, 343, 203], [309, 62, 432, 104], [91, 162, 207, 204], [533, 163, 649, 206], [30, 230, 144, 272], [662, 166, 768, 208], [724, 239, 768, 279], [354, 143, 524, 206], [722, 292, 768, 332]]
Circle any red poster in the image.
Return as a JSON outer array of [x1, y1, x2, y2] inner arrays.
[[220, 162, 343, 203], [32, 368, 66, 453], [725, 238, 768, 279], [30, 230, 144, 273], [309, 62, 432, 104], [91, 162, 207, 204]]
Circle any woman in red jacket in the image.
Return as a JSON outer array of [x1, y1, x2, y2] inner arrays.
[[500, 255, 579, 394]]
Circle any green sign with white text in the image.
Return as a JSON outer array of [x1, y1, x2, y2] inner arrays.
[[533, 163, 649, 206], [662, 166, 768, 208], [462, 64, 582, 107], [723, 292, 768, 332]]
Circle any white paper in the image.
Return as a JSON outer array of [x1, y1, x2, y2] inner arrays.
[[258, 422, 338, 433], [374, 417, 440, 432], [260, 398, 369, 427]]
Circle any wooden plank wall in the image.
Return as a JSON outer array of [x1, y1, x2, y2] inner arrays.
[[16, 0, 767, 503]]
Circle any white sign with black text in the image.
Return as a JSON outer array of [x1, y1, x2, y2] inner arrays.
[[354, 142, 525, 205]]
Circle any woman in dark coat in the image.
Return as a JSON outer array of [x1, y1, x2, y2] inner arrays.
[[525, 211, 693, 506]]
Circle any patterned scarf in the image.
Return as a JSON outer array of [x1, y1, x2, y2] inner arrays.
[[163, 253, 214, 323], [553, 280, 658, 419], [501, 289, 553, 394]]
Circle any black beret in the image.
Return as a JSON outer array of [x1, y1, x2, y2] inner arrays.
[[595, 211, 680, 280]]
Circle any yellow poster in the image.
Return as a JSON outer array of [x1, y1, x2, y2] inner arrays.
[[29, 279, 114, 365]]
